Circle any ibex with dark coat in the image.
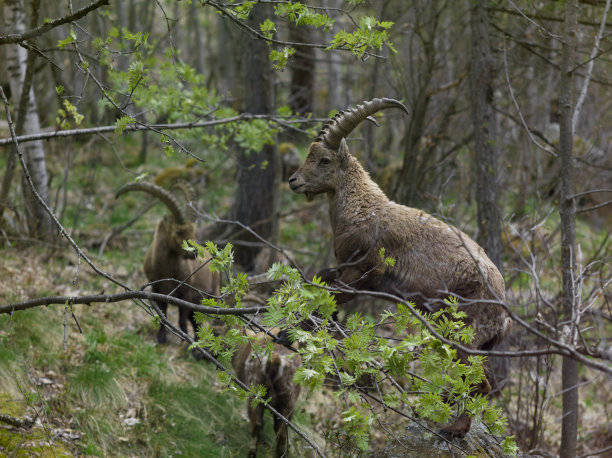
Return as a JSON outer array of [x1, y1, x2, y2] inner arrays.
[[288, 98, 512, 438], [232, 328, 301, 458], [116, 182, 220, 344]]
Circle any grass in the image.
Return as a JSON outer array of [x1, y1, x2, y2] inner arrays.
[[0, 134, 320, 456], [3, 129, 609, 457], [0, 245, 315, 457]]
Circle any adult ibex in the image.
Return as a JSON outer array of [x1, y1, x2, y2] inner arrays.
[[288, 97, 512, 438], [116, 181, 220, 344]]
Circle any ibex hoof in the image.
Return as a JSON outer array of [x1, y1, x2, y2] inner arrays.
[[156, 333, 167, 345]]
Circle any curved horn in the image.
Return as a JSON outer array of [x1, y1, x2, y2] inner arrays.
[[315, 97, 409, 150], [116, 182, 187, 225], [170, 179, 196, 203], [170, 180, 197, 221]]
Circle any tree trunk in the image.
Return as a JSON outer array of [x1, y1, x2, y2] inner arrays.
[[323, 0, 342, 113], [469, 1, 503, 272], [216, 14, 240, 101], [559, 0, 579, 456], [2, 0, 53, 240], [392, 2, 438, 207], [469, 0, 507, 392], [189, 2, 205, 76], [226, 3, 280, 272], [288, 25, 315, 115], [362, 0, 391, 174]]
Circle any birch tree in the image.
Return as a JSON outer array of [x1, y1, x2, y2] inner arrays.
[[1, 0, 53, 240]]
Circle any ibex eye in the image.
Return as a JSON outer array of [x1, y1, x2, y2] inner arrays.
[[319, 157, 332, 165]]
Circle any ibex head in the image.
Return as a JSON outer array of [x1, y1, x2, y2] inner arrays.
[[116, 181, 197, 259], [288, 98, 409, 200]]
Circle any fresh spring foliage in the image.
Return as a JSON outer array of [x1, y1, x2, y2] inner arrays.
[[224, 1, 395, 67], [57, 3, 393, 156], [56, 99, 84, 129], [327, 16, 396, 59], [186, 241, 518, 455], [70, 24, 285, 156]]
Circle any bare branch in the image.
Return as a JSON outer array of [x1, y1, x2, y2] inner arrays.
[[572, 0, 611, 130], [0, 115, 321, 146], [0, 0, 110, 45], [0, 413, 35, 428], [0, 290, 266, 316], [502, 38, 558, 157]]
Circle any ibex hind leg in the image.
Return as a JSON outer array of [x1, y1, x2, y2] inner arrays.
[[155, 301, 169, 344], [178, 306, 193, 337], [273, 414, 289, 458], [247, 403, 264, 458]]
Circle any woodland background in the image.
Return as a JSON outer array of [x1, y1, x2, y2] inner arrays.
[[0, 0, 611, 457]]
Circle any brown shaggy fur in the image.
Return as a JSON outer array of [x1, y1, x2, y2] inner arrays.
[[232, 329, 302, 457], [144, 216, 220, 343], [289, 138, 512, 437]]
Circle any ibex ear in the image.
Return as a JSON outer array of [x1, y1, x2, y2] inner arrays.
[[338, 137, 350, 166]]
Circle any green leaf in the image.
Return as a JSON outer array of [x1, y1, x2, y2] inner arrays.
[[327, 17, 395, 58], [57, 28, 77, 49], [269, 47, 296, 70], [501, 436, 519, 456], [231, 1, 255, 19], [114, 115, 135, 134], [260, 19, 276, 39], [274, 3, 334, 30]]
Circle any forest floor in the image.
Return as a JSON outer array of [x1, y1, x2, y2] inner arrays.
[[0, 245, 329, 457], [1, 140, 610, 457]]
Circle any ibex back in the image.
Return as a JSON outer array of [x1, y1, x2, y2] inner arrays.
[[289, 98, 512, 438]]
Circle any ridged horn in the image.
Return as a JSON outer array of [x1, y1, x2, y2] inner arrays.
[[170, 180, 197, 221], [170, 179, 196, 203], [315, 97, 409, 150], [116, 182, 187, 225]]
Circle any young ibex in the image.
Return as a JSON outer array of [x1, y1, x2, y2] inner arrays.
[[232, 328, 302, 458], [288, 98, 512, 438], [116, 181, 220, 344]]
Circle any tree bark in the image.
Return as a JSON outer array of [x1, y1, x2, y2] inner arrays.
[[223, 3, 280, 272], [392, 2, 438, 206], [559, 1, 579, 456], [288, 25, 315, 115], [189, 2, 205, 76], [323, 0, 342, 113], [469, 1, 503, 273], [469, 0, 507, 392], [2, 0, 53, 240]]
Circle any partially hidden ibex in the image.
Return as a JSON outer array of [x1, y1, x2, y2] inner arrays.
[[288, 98, 512, 438], [232, 328, 302, 458], [116, 181, 220, 344]]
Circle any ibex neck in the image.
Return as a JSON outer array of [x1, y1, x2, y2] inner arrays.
[[328, 157, 389, 230]]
